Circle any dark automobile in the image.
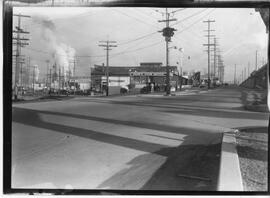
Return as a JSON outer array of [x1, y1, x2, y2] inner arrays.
[[120, 87, 128, 94], [75, 90, 84, 95], [59, 89, 70, 95], [140, 86, 150, 94], [199, 84, 206, 88]]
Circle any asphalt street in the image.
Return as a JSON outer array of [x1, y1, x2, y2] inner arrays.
[[11, 87, 269, 190]]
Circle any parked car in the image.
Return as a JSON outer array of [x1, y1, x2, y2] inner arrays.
[[59, 89, 70, 95], [140, 86, 150, 94], [75, 90, 84, 95], [120, 85, 129, 94], [199, 84, 206, 88]]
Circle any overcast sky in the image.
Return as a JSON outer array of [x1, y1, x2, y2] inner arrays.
[[13, 7, 268, 82]]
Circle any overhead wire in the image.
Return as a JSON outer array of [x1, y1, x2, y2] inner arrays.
[[94, 8, 214, 64], [171, 8, 209, 27], [132, 8, 160, 21], [112, 8, 160, 29], [22, 8, 216, 62], [174, 9, 216, 36], [170, 8, 187, 15]]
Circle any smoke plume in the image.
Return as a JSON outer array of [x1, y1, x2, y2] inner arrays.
[[33, 16, 76, 80]]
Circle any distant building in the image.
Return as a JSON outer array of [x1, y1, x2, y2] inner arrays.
[[91, 62, 184, 93]]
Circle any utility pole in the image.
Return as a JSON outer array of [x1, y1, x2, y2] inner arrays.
[[262, 57, 265, 66], [27, 56, 31, 89], [234, 64, 237, 85], [72, 58, 76, 95], [213, 37, 217, 78], [59, 67, 61, 94], [98, 40, 117, 96], [73, 58, 76, 78], [203, 19, 215, 89], [255, 50, 258, 70], [248, 62, 250, 77], [49, 68, 52, 91], [32, 66, 35, 95], [158, 8, 177, 95], [219, 55, 224, 83], [244, 67, 246, 81], [46, 60, 50, 87], [13, 13, 30, 99], [241, 70, 244, 83], [18, 56, 25, 88], [89, 65, 92, 90], [210, 38, 219, 82]]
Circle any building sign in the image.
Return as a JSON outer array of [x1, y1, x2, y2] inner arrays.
[[130, 72, 173, 76], [70, 76, 91, 80], [109, 79, 125, 83], [101, 76, 130, 87]]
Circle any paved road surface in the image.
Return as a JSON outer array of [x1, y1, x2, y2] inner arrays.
[[11, 87, 269, 190]]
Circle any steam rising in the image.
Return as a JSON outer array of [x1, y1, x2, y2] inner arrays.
[[33, 16, 76, 80]]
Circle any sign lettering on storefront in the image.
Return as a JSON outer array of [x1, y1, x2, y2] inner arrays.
[[131, 72, 171, 76], [109, 80, 125, 83], [70, 76, 91, 80]]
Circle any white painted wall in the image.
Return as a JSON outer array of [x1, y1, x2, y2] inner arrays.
[[101, 76, 130, 87]]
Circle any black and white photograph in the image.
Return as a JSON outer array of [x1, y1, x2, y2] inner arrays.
[[3, 0, 269, 194]]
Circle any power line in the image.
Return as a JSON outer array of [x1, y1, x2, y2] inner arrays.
[[22, 9, 216, 65], [112, 9, 160, 29], [24, 9, 215, 61], [22, 8, 214, 60], [92, 39, 164, 65], [175, 9, 216, 37], [171, 8, 209, 27], [132, 8, 160, 21], [170, 8, 187, 15], [118, 31, 158, 45], [173, 9, 216, 50]]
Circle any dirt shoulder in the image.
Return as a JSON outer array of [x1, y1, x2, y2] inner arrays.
[[235, 127, 268, 191]]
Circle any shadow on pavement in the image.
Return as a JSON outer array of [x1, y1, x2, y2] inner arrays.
[[12, 107, 213, 137], [75, 97, 268, 120], [160, 108, 268, 121], [12, 107, 222, 190], [97, 142, 221, 191]]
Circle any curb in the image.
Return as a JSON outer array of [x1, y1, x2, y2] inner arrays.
[[218, 130, 243, 191]]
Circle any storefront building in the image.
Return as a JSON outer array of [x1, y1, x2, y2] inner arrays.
[[91, 62, 183, 92]]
